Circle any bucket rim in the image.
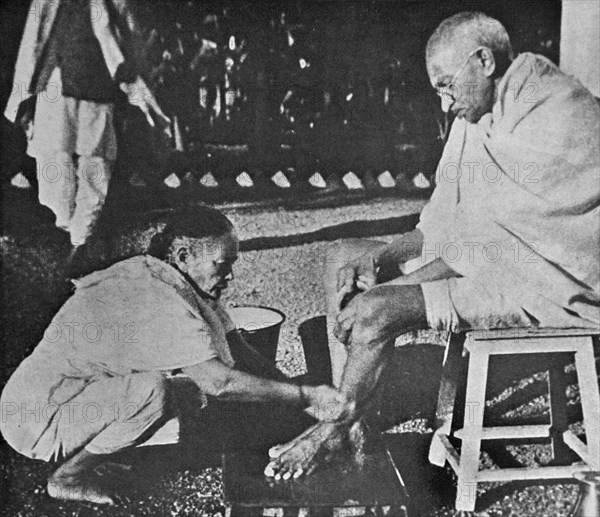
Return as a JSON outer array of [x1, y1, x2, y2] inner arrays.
[[228, 304, 286, 328]]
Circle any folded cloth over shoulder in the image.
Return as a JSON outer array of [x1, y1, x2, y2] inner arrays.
[[417, 53, 600, 328]]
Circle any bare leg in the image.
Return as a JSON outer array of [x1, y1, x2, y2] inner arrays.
[[47, 449, 116, 504], [267, 283, 428, 477], [323, 239, 387, 388], [264, 240, 386, 477]]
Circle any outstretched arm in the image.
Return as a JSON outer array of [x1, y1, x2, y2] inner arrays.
[[182, 359, 350, 421], [374, 228, 426, 273]]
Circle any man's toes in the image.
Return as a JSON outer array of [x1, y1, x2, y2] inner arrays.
[[274, 464, 289, 481], [264, 462, 277, 477], [269, 456, 298, 481], [264, 460, 287, 478], [276, 463, 299, 481]]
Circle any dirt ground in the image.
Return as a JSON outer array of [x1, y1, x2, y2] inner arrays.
[[0, 189, 586, 516]]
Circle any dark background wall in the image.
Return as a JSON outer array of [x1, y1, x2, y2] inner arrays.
[[0, 0, 562, 186]]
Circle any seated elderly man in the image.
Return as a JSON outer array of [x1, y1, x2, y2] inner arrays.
[[0, 206, 344, 504], [266, 11, 600, 479]]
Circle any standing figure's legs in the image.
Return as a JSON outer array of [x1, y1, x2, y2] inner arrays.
[[29, 72, 116, 247], [69, 156, 112, 247], [36, 151, 77, 231]]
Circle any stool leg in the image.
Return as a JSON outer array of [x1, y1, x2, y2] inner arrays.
[[455, 347, 489, 512], [548, 353, 573, 464], [574, 338, 600, 469], [429, 333, 466, 467]]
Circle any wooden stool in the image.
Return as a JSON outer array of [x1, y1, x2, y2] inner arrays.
[[222, 446, 410, 517], [429, 328, 600, 512]]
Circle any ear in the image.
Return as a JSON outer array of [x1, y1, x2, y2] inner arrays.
[[477, 47, 496, 78], [174, 246, 189, 268]]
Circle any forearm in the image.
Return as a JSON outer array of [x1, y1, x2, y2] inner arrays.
[[218, 372, 303, 404], [373, 229, 424, 278], [183, 359, 304, 405], [382, 257, 460, 286]]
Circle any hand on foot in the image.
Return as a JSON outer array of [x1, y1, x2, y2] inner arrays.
[[301, 385, 355, 422]]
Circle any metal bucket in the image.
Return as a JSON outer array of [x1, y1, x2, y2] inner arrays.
[[228, 306, 286, 363]]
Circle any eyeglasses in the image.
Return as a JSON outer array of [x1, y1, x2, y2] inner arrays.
[[214, 259, 235, 278], [435, 48, 481, 112]]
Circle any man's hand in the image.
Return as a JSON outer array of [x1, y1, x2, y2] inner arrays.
[[120, 75, 170, 128], [302, 385, 355, 423], [333, 293, 362, 345], [335, 253, 378, 312]]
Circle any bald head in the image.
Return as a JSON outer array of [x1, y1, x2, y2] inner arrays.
[[426, 12, 514, 79]]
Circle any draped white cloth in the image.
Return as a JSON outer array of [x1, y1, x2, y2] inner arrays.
[[417, 53, 600, 328]]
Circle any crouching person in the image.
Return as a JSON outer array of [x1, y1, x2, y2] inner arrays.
[[0, 206, 345, 504]]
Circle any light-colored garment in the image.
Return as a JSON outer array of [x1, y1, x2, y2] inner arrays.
[[4, 0, 140, 123], [36, 151, 112, 244], [0, 256, 233, 461], [420, 277, 533, 332], [5, 0, 141, 244], [30, 69, 117, 160], [416, 53, 600, 330], [32, 68, 116, 244]]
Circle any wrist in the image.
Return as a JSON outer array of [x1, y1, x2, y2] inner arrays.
[[370, 247, 386, 268], [298, 385, 310, 408], [363, 252, 380, 281]]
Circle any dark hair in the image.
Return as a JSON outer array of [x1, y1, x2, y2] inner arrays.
[[147, 205, 234, 260]]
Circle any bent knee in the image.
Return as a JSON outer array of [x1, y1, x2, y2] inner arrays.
[[356, 290, 391, 324], [129, 372, 168, 411], [351, 291, 401, 343]]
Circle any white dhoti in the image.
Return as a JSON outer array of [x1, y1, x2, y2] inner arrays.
[[29, 68, 116, 245]]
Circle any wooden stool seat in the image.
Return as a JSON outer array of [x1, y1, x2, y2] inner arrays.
[[429, 327, 600, 512]]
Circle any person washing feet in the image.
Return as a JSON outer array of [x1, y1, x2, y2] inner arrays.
[[0, 206, 345, 504]]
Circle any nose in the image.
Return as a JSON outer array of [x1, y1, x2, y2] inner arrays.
[[225, 269, 234, 281]]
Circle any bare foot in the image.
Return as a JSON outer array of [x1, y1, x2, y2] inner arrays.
[[264, 422, 347, 480], [47, 474, 115, 505], [268, 423, 317, 459]]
